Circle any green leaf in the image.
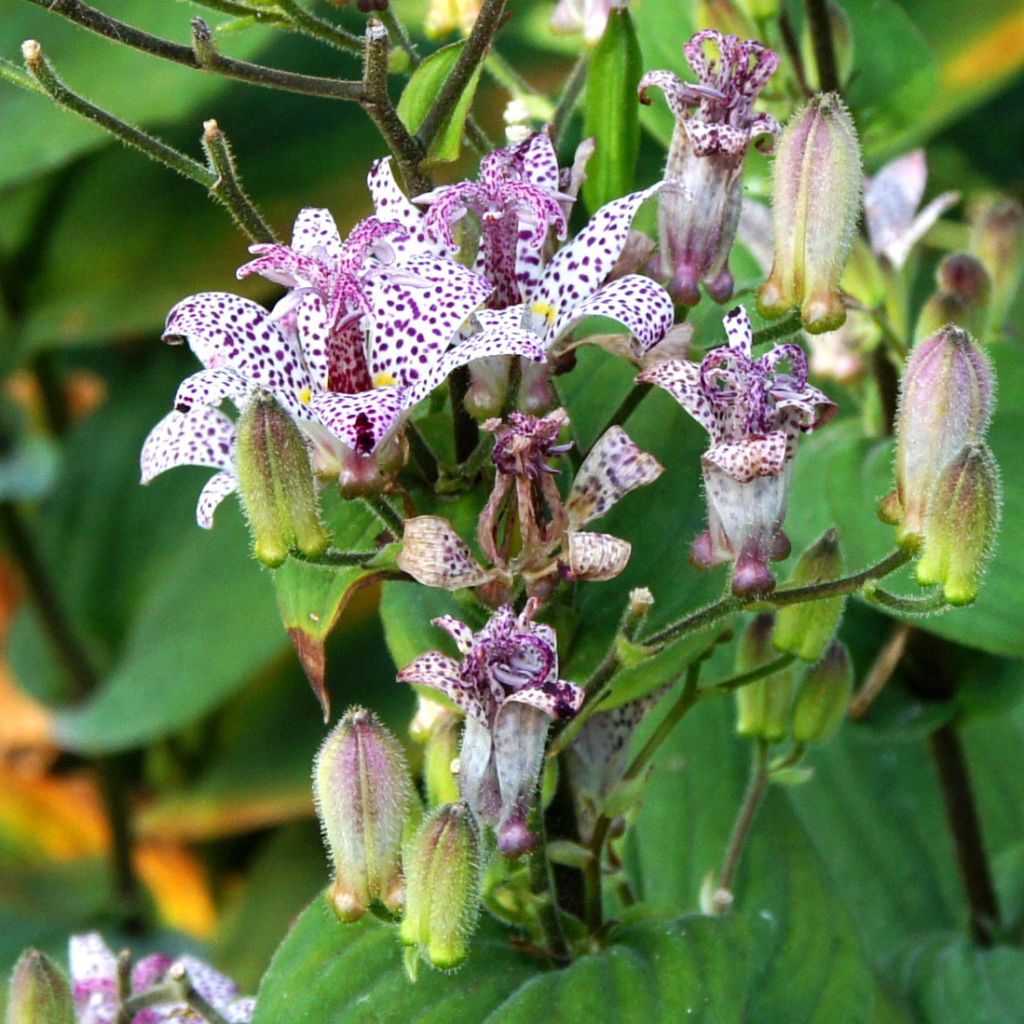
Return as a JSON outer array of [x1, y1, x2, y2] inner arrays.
[[397, 42, 482, 164], [582, 9, 643, 213]]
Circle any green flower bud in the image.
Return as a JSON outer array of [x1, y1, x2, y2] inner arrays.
[[423, 713, 462, 808], [5, 950, 73, 1024], [400, 802, 482, 971], [773, 528, 845, 661], [314, 706, 412, 922], [792, 640, 853, 745], [968, 196, 1024, 338], [915, 254, 992, 342], [890, 325, 993, 548], [916, 443, 1001, 606], [735, 614, 795, 743], [758, 93, 863, 334], [236, 391, 329, 567]]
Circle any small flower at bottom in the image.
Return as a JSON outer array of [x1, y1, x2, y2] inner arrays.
[[397, 601, 583, 858], [639, 305, 836, 595]]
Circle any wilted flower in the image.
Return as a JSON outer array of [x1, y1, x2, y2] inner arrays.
[[640, 306, 836, 595], [69, 933, 254, 1024], [758, 93, 862, 333], [639, 30, 781, 306], [863, 149, 958, 272], [397, 600, 583, 857]]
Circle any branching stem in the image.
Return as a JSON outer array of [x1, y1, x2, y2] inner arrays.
[[201, 119, 276, 243]]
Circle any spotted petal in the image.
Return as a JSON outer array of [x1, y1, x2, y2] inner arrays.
[[566, 426, 664, 527], [293, 290, 332, 391], [310, 387, 407, 455], [566, 529, 632, 581], [140, 407, 236, 484], [396, 516, 493, 591], [367, 255, 492, 389], [368, 158, 432, 255], [432, 613, 477, 655], [532, 184, 661, 324], [514, 132, 561, 193], [398, 651, 485, 721], [638, 358, 716, 434], [196, 471, 238, 529], [638, 69, 709, 119], [704, 431, 788, 483], [550, 274, 675, 354], [501, 678, 584, 721], [70, 933, 117, 1022], [290, 206, 345, 260], [173, 367, 251, 413], [722, 305, 753, 354], [163, 293, 312, 418]]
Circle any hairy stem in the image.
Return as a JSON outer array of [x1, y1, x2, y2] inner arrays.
[[849, 622, 911, 720], [201, 119, 276, 243], [26, 0, 362, 100], [417, 0, 507, 151], [528, 814, 571, 960], [751, 309, 803, 346], [930, 723, 1001, 946], [713, 739, 770, 914], [364, 494, 406, 537], [273, 0, 362, 53], [865, 585, 949, 615]]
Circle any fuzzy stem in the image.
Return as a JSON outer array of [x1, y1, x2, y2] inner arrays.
[[190, 0, 289, 26], [417, 0, 507, 151], [700, 653, 796, 699], [273, 0, 362, 53], [26, 0, 362, 100], [849, 622, 911, 720], [805, 0, 840, 93], [712, 739, 771, 914], [361, 22, 432, 199], [930, 723, 1001, 946], [200, 119, 276, 243], [21, 40, 214, 186], [864, 585, 949, 615], [751, 309, 803, 346], [378, 7, 420, 66], [289, 548, 379, 566], [364, 494, 406, 537]]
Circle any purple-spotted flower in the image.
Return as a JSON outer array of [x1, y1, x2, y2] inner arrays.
[[70, 933, 254, 1024], [639, 305, 836, 595], [141, 203, 543, 524], [397, 601, 583, 857], [639, 30, 781, 306]]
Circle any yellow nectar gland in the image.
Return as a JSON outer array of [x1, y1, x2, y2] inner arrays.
[[374, 372, 398, 388], [299, 387, 313, 405], [531, 301, 558, 325]]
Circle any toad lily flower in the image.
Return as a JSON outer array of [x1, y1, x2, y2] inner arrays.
[[70, 932, 254, 1023], [639, 305, 836, 596], [640, 30, 781, 306], [398, 600, 584, 857]]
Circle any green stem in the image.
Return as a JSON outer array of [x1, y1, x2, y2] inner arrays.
[[27, 0, 362, 100], [528, 815, 571, 960], [849, 622, 911, 720], [751, 309, 803, 346], [417, 0, 507, 151], [553, 53, 589, 147], [364, 494, 406, 537], [290, 548, 379, 566], [623, 661, 702, 782], [865, 585, 948, 615], [583, 815, 611, 938], [189, 0, 288, 26], [360, 21, 431, 195], [378, 7, 420, 65], [700, 653, 796, 699], [274, 0, 362, 53], [713, 740, 771, 913], [805, 0, 841, 93], [200, 119, 277, 243]]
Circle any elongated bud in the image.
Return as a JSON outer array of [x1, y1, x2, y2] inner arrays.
[[400, 803, 482, 971], [314, 707, 412, 922], [5, 951, 73, 1024], [792, 641, 853, 745], [773, 529, 845, 661], [890, 326, 993, 547], [969, 196, 1024, 337], [916, 254, 992, 341], [916, 443, 1001, 605], [735, 614, 795, 742], [423, 713, 462, 808], [236, 392, 329, 567], [465, 356, 511, 420], [758, 93, 862, 333]]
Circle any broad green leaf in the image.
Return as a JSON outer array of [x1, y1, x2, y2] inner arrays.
[[0, 1, 276, 191], [582, 9, 642, 213], [397, 41, 482, 164], [897, 935, 1024, 1024], [379, 579, 464, 671]]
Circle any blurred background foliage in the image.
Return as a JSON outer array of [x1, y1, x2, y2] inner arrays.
[[0, 0, 1022, 1020]]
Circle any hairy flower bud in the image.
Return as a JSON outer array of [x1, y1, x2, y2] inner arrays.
[[889, 326, 993, 547], [758, 93, 862, 334], [6, 950, 73, 1024], [735, 614, 795, 742], [773, 529, 845, 661], [400, 803, 482, 970], [916, 443, 1001, 605], [969, 196, 1024, 337], [236, 391, 329, 567], [423, 713, 463, 808], [314, 707, 412, 921], [792, 640, 853, 745]]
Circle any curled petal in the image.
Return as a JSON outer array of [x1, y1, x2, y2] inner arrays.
[[637, 358, 716, 434], [704, 432, 788, 483], [398, 651, 486, 721], [173, 367, 250, 413], [532, 184, 662, 328], [397, 516, 493, 590], [684, 119, 750, 157], [566, 425, 664, 527], [140, 407, 236, 484], [550, 274, 675, 355], [723, 305, 753, 354], [501, 679, 584, 721], [310, 388, 407, 455], [511, 132, 561, 194], [431, 613, 477, 655], [638, 69, 709, 119], [566, 530, 632, 581], [236, 244, 321, 288], [196, 471, 238, 529]]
